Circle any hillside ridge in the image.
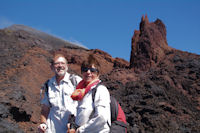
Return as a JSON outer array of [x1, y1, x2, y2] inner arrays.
[[0, 16, 199, 133]]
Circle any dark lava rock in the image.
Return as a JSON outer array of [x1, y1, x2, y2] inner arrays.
[[0, 16, 199, 132]]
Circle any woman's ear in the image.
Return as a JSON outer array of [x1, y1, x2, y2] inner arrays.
[[65, 65, 68, 71], [96, 72, 100, 77]]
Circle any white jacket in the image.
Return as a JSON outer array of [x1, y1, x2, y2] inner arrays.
[[41, 72, 82, 133], [75, 83, 111, 133]]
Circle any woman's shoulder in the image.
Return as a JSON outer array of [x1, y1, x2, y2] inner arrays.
[[96, 83, 109, 94]]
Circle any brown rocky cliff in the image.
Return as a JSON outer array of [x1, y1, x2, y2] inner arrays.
[[130, 15, 172, 71], [0, 18, 200, 133], [0, 27, 129, 132]]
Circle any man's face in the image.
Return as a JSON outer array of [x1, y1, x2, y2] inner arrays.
[[52, 57, 68, 77]]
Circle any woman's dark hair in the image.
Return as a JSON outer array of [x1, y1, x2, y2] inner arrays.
[[81, 54, 100, 74]]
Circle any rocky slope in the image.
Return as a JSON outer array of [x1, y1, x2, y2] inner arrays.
[[0, 16, 199, 133]]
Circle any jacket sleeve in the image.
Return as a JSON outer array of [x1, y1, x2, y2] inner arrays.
[[40, 80, 50, 107], [77, 85, 111, 133], [41, 90, 51, 107]]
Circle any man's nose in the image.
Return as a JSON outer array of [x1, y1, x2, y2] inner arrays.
[[57, 63, 63, 66]]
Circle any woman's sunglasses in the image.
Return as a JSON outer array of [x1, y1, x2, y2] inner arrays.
[[81, 67, 99, 72]]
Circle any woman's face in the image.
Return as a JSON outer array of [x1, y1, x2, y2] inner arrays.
[[82, 64, 99, 84]]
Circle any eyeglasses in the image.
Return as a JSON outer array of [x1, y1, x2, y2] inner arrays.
[[81, 67, 99, 72], [54, 62, 66, 66]]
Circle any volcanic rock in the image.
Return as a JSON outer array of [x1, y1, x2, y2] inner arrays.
[[130, 15, 172, 71], [0, 16, 199, 133]]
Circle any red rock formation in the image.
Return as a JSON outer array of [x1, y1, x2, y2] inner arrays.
[[130, 15, 172, 71], [0, 20, 200, 133]]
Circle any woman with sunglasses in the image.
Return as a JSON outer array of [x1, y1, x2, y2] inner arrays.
[[68, 54, 111, 133]]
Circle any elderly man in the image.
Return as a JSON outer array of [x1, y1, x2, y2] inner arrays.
[[38, 54, 82, 133]]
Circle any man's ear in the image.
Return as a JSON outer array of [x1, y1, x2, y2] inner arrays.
[[50, 64, 54, 71]]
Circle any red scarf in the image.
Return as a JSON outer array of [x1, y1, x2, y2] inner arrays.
[[71, 79, 100, 101]]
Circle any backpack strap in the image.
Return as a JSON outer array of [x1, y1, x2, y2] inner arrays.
[[110, 96, 119, 122], [40, 74, 77, 107], [92, 84, 119, 122], [44, 79, 49, 96], [69, 74, 78, 88], [91, 83, 112, 127], [42, 74, 77, 97], [40, 79, 51, 107], [91, 83, 102, 103], [112, 121, 128, 128], [89, 83, 102, 119], [40, 79, 49, 100]]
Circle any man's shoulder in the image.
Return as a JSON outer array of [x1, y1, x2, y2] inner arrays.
[[71, 74, 81, 79], [43, 76, 56, 87], [69, 74, 82, 87], [69, 74, 82, 82], [49, 76, 56, 83]]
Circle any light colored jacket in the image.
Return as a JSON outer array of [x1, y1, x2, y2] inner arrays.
[[41, 72, 82, 133], [75, 83, 111, 133]]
